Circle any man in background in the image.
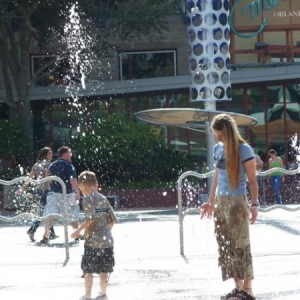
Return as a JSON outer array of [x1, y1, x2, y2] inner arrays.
[[41, 146, 80, 243]]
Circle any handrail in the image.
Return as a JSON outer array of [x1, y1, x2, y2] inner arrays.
[[0, 176, 70, 260], [257, 167, 299, 176], [178, 167, 300, 255]]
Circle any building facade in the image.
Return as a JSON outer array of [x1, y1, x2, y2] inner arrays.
[[1, 0, 300, 171]]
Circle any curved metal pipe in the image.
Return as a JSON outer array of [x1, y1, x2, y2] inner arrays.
[[177, 167, 300, 255], [0, 176, 70, 260]]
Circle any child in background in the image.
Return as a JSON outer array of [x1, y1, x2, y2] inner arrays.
[[71, 171, 117, 300]]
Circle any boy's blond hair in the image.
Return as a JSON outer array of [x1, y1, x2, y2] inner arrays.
[[78, 170, 98, 186]]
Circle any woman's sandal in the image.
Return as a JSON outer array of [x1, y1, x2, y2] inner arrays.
[[220, 288, 240, 300], [238, 290, 256, 300], [227, 290, 256, 300]]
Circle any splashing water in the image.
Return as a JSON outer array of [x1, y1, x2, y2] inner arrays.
[[18, 164, 24, 175], [55, 2, 113, 147], [63, 4, 88, 94], [289, 133, 300, 170], [183, 178, 204, 208], [58, 3, 110, 105], [282, 133, 300, 204]]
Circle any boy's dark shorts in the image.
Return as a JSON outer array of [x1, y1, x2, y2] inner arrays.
[[81, 245, 115, 275]]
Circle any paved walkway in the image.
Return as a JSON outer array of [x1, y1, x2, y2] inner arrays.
[[0, 207, 300, 299]]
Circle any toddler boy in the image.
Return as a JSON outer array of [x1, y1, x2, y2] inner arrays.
[[71, 171, 117, 300]]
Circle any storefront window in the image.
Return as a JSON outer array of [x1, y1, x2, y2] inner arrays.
[[149, 94, 187, 109], [216, 90, 244, 114], [31, 55, 81, 87], [120, 50, 177, 80], [189, 129, 206, 160], [265, 85, 289, 156], [292, 29, 300, 49], [228, 88, 244, 114], [245, 87, 266, 158], [169, 127, 190, 154], [175, 93, 189, 108]]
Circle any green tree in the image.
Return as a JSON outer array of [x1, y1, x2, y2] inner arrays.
[[0, 0, 173, 162], [71, 114, 189, 188], [0, 120, 29, 177]]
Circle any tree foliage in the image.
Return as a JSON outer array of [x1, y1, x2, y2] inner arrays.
[[71, 114, 189, 188], [0, 0, 173, 162], [0, 120, 29, 177]]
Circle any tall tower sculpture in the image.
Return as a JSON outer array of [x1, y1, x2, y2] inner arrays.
[[187, 0, 231, 174], [135, 1, 256, 183]]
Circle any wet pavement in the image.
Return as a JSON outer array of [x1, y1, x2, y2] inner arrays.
[[0, 207, 300, 299]]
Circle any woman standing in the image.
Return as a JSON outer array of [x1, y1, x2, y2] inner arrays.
[[25, 147, 57, 242], [201, 114, 258, 300], [267, 149, 285, 204]]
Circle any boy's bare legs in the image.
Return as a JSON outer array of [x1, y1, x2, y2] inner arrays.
[[234, 278, 243, 290], [84, 273, 93, 299], [99, 273, 108, 296], [234, 278, 254, 297]]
